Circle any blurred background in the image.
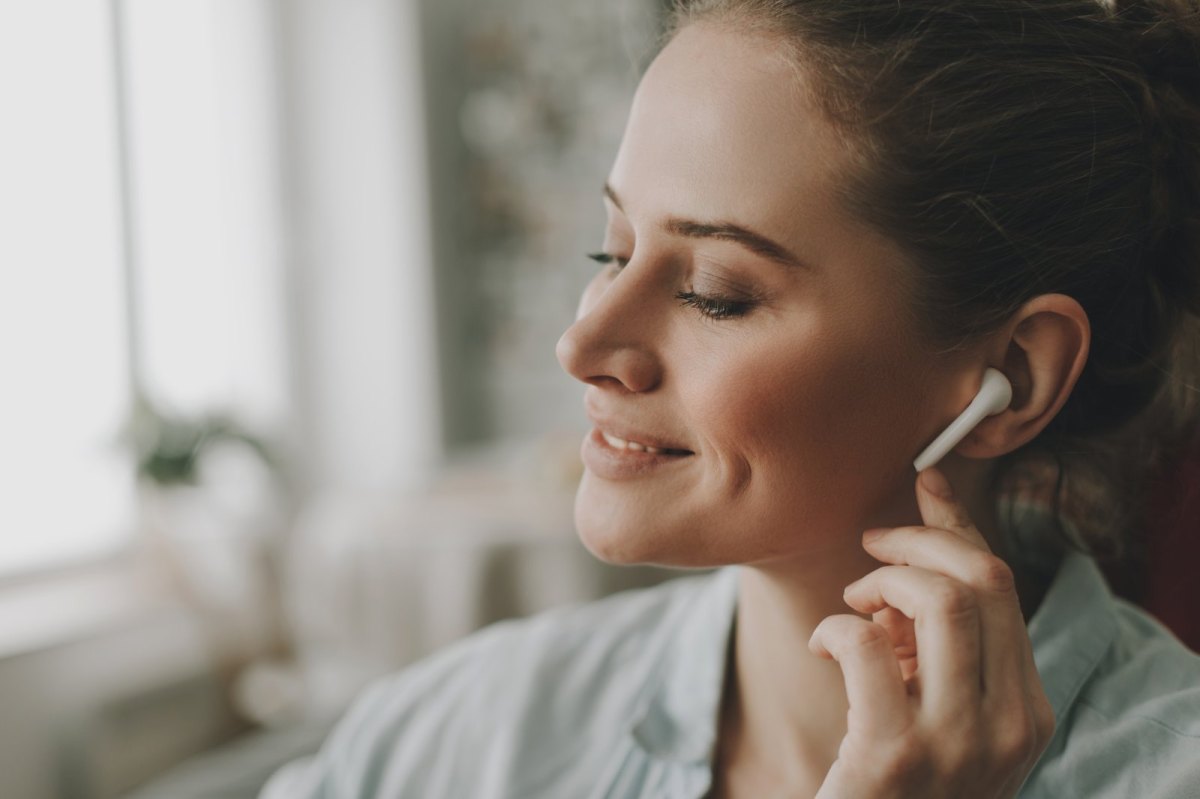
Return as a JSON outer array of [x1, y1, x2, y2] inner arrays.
[[0, 1, 685, 796]]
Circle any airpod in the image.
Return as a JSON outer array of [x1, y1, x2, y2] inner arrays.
[[912, 367, 1013, 473]]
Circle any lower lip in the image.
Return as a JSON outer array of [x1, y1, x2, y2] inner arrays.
[[580, 427, 695, 480]]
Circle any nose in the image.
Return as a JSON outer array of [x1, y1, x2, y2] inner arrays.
[[555, 264, 664, 393]]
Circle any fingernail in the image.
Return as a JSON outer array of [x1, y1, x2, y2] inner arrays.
[[862, 527, 888, 542], [921, 468, 954, 499]]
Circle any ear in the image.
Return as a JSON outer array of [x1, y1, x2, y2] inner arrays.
[[954, 293, 1091, 459]]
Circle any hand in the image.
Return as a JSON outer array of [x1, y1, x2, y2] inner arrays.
[[807, 466, 1056, 799]]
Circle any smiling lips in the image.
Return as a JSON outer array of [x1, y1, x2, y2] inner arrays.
[[584, 398, 695, 459], [581, 423, 695, 480], [598, 430, 691, 456]]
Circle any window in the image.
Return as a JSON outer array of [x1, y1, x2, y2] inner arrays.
[[0, 0, 287, 578], [0, 1, 133, 576]]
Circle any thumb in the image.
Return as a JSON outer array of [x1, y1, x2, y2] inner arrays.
[[916, 466, 989, 549]]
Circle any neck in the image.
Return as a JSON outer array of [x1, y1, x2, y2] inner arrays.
[[712, 458, 1054, 794]]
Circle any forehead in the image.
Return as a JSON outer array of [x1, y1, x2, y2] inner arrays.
[[608, 22, 848, 239]]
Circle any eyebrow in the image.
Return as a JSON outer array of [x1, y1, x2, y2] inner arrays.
[[603, 181, 811, 271]]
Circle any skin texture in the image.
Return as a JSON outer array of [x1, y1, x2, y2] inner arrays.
[[555, 21, 1088, 799]]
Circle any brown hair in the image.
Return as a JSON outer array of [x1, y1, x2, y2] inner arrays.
[[661, 0, 1200, 575]]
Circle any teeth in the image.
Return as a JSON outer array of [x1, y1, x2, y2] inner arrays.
[[601, 431, 665, 454], [601, 431, 627, 450]]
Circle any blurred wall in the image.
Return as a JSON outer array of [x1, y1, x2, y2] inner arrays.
[[419, 0, 667, 450], [275, 0, 443, 497]]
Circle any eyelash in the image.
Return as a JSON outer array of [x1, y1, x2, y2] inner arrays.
[[584, 252, 755, 321]]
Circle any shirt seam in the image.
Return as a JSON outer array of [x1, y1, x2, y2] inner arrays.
[[1074, 696, 1200, 739]]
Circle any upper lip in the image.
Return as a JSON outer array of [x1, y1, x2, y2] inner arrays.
[[585, 407, 694, 454]]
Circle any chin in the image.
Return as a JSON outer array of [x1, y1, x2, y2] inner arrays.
[[573, 502, 650, 565], [572, 486, 724, 569]]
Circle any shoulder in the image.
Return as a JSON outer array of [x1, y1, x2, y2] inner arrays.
[[260, 568, 722, 799], [1082, 598, 1200, 735], [1026, 598, 1200, 799]]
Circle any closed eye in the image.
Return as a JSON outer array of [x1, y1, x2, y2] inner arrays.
[[583, 252, 756, 321], [586, 251, 628, 270], [675, 291, 755, 320]]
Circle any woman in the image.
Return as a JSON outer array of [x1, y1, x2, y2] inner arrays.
[[262, 1, 1200, 796]]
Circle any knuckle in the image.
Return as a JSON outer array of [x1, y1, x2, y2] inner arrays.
[[941, 728, 983, 773], [819, 617, 894, 658], [929, 580, 977, 618], [882, 736, 932, 783], [993, 712, 1039, 768], [971, 554, 1016, 594], [1033, 694, 1057, 746], [845, 621, 891, 650]]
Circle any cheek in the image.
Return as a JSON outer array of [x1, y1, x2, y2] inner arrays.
[[690, 334, 926, 524]]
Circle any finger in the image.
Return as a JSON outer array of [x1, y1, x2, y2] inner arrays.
[[864, 525, 1016, 595], [915, 466, 990, 550], [809, 614, 913, 737], [912, 469, 1051, 754], [862, 524, 1032, 707], [872, 605, 919, 682], [843, 565, 983, 723]]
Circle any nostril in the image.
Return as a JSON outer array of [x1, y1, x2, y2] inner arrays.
[[555, 313, 662, 393]]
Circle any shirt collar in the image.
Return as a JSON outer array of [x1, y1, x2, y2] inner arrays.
[[628, 565, 740, 764], [1025, 548, 1118, 723], [627, 506, 1118, 764], [1004, 495, 1118, 721]]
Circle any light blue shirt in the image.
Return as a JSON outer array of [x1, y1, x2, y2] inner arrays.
[[260, 547, 1200, 798]]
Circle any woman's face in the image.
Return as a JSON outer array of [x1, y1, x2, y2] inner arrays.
[[556, 22, 945, 568]]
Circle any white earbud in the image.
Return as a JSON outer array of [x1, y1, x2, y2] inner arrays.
[[912, 367, 1013, 473]]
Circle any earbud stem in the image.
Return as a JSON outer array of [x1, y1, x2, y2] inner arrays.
[[912, 368, 1012, 472]]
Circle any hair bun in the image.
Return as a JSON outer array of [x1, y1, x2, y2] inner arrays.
[[1112, 0, 1200, 316]]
